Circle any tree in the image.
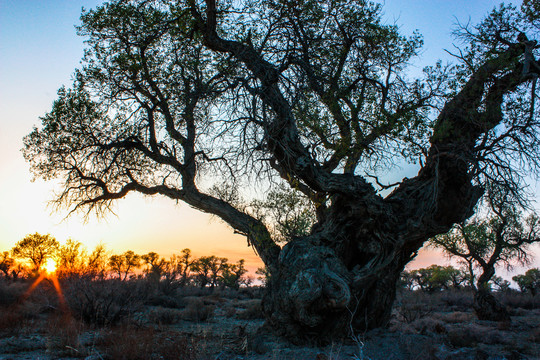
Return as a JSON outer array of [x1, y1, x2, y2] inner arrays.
[[108, 250, 141, 281], [57, 239, 87, 277], [142, 251, 167, 282], [0, 251, 15, 279], [191, 255, 228, 289], [513, 268, 540, 295], [221, 259, 248, 289], [22, 0, 540, 342], [409, 265, 463, 292], [86, 243, 109, 278], [431, 185, 540, 321], [12, 233, 59, 274]]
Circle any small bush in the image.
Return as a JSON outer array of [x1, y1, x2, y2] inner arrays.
[[0, 279, 25, 306], [148, 307, 182, 325], [236, 299, 263, 320], [410, 317, 448, 335], [64, 277, 147, 326], [181, 297, 215, 322], [98, 325, 199, 360], [45, 314, 87, 357], [500, 291, 540, 310], [146, 294, 185, 309], [435, 311, 473, 324]]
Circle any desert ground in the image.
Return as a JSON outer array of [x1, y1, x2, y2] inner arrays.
[[0, 277, 539, 360]]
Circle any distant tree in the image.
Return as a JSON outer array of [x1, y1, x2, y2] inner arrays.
[[159, 254, 185, 295], [22, 0, 540, 340], [432, 186, 540, 321], [256, 266, 271, 287], [142, 252, 167, 283], [191, 255, 228, 289], [513, 268, 540, 296], [57, 239, 87, 277], [398, 270, 415, 291], [12, 233, 59, 274], [221, 259, 248, 289], [410, 265, 461, 292], [0, 251, 15, 279], [86, 243, 108, 278], [490, 276, 511, 293], [108, 250, 141, 281], [178, 248, 193, 287]]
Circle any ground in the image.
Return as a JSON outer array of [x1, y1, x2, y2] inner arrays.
[[0, 279, 538, 359]]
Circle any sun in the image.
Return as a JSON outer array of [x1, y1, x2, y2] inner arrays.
[[43, 258, 58, 275]]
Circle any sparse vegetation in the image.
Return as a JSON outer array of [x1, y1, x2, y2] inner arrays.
[[2, 233, 540, 358]]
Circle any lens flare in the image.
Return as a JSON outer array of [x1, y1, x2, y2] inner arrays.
[[43, 259, 57, 275]]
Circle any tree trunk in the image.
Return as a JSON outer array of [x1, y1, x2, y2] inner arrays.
[[473, 280, 510, 322], [261, 238, 408, 343]]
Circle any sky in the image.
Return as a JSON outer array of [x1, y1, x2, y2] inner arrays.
[[0, 0, 538, 278]]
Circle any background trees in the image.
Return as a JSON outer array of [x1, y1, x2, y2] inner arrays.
[[22, 0, 540, 340], [431, 186, 540, 320], [513, 268, 540, 296]]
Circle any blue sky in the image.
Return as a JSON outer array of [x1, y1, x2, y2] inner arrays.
[[0, 0, 537, 276]]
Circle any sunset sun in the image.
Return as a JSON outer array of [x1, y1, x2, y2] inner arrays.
[[43, 259, 57, 275]]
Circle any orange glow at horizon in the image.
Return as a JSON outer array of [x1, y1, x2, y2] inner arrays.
[[43, 258, 58, 275]]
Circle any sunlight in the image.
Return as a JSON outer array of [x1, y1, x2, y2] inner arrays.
[[43, 258, 57, 275]]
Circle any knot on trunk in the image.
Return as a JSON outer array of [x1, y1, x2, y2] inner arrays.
[[275, 241, 351, 328]]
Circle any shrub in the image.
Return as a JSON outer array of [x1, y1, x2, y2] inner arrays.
[[0, 279, 26, 306], [181, 297, 215, 322], [236, 299, 263, 320], [63, 277, 147, 326], [148, 307, 182, 325], [97, 325, 199, 360]]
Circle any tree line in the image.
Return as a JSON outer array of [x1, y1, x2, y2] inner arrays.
[[400, 264, 540, 296], [0, 233, 252, 291]]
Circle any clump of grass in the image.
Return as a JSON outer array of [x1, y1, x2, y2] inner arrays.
[[148, 307, 182, 325], [45, 314, 88, 358]]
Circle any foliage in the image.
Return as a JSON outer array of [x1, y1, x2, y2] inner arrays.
[[431, 186, 540, 290], [64, 276, 147, 326], [108, 250, 142, 281], [405, 265, 466, 293], [56, 239, 87, 277], [12, 233, 59, 273], [0, 251, 15, 278], [513, 268, 540, 296]]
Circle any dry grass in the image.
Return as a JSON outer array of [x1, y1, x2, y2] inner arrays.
[[181, 297, 215, 322], [97, 325, 199, 360]]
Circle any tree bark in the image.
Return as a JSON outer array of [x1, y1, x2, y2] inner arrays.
[[473, 286, 510, 322]]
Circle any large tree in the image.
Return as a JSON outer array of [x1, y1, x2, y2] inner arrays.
[[23, 0, 540, 342]]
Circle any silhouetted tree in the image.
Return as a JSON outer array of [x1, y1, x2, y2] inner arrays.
[[12, 233, 59, 274], [0, 251, 15, 279], [432, 186, 540, 321], [23, 0, 540, 341], [57, 239, 87, 277], [221, 259, 248, 289], [108, 250, 141, 281], [86, 243, 108, 278]]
